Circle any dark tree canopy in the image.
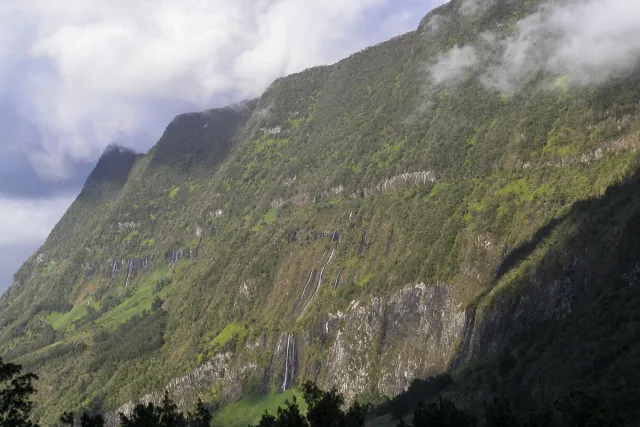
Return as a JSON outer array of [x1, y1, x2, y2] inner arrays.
[[0, 357, 39, 427], [251, 381, 368, 427], [117, 391, 212, 427]]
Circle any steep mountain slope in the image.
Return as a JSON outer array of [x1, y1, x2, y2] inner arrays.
[[2, 0, 640, 424]]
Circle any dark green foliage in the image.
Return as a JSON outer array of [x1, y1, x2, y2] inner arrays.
[[399, 389, 620, 427], [553, 391, 620, 427], [91, 309, 166, 367], [483, 399, 520, 427], [60, 412, 74, 426], [0, 358, 38, 427], [118, 391, 212, 427], [497, 351, 516, 378], [251, 381, 367, 427], [408, 398, 476, 427], [253, 399, 306, 427], [151, 297, 164, 314], [186, 399, 212, 427], [119, 403, 161, 427], [384, 374, 454, 420], [60, 411, 105, 427]]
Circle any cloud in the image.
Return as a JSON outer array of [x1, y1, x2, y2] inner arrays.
[[482, 0, 640, 92], [459, 0, 496, 16], [0, 243, 38, 293], [428, 45, 477, 84], [0, 195, 74, 246], [0, 194, 73, 290], [0, 0, 434, 181]]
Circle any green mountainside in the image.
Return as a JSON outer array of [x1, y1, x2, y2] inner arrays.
[[3, 0, 640, 424]]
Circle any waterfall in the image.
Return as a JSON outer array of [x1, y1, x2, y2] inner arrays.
[[297, 269, 315, 306], [111, 260, 120, 279], [282, 334, 291, 392], [298, 249, 335, 321], [124, 260, 132, 287], [333, 271, 341, 289], [295, 251, 327, 307]]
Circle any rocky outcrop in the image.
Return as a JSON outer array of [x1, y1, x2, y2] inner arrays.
[[322, 283, 464, 401], [165, 249, 191, 264], [105, 352, 258, 426], [124, 257, 150, 287], [84, 261, 100, 277], [107, 282, 466, 421]]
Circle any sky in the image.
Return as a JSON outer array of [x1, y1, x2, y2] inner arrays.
[[0, 0, 449, 293]]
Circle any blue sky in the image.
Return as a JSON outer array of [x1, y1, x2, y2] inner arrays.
[[0, 0, 449, 292]]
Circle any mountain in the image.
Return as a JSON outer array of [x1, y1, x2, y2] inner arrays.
[[3, 0, 640, 424]]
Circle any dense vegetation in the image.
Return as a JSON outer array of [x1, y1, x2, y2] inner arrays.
[[2, 0, 640, 425], [0, 355, 628, 426]]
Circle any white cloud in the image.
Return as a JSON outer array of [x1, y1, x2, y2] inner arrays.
[[482, 0, 640, 92], [429, 45, 477, 84], [0, 0, 433, 180], [0, 196, 74, 245]]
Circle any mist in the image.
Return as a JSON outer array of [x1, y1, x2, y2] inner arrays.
[[429, 0, 640, 92]]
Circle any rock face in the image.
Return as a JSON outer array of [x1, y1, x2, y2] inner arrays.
[[105, 283, 466, 422], [323, 284, 464, 401]]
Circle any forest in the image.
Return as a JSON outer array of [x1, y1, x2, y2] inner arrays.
[[0, 356, 625, 427]]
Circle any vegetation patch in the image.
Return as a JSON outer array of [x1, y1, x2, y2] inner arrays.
[[207, 322, 248, 349], [212, 390, 305, 427], [47, 305, 88, 331]]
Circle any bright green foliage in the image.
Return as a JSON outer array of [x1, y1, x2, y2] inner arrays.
[[212, 390, 304, 427]]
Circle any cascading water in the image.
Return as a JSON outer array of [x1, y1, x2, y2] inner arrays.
[[281, 334, 292, 392], [298, 249, 335, 321]]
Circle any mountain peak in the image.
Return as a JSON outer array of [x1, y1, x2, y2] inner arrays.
[[79, 144, 141, 199]]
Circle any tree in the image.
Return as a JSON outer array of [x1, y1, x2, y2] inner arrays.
[[186, 399, 212, 427], [407, 397, 476, 427], [80, 413, 105, 427], [0, 357, 39, 427], [483, 399, 521, 427], [151, 297, 164, 314], [60, 412, 74, 426], [60, 411, 106, 427], [303, 382, 367, 427], [119, 403, 161, 427], [118, 392, 212, 427], [158, 391, 186, 427], [554, 390, 620, 427], [250, 381, 367, 427]]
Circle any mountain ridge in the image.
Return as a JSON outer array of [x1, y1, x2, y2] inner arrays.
[[3, 0, 640, 425]]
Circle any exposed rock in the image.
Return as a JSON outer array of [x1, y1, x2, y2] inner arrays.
[[165, 249, 189, 265], [124, 257, 149, 287], [84, 261, 100, 277], [323, 283, 464, 400]]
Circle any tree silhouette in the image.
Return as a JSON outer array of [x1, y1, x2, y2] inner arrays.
[[0, 357, 39, 427], [186, 399, 212, 427], [554, 390, 621, 427], [119, 402, 161, 427], [118, 392, 212, 427], [403, 397, 476, 427], [251, 381, 368, 427], [60, 411, 106, 427], [483, 398, 521, 427]]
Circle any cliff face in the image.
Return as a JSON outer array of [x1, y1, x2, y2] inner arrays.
[[4, 0, 640, 424]]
